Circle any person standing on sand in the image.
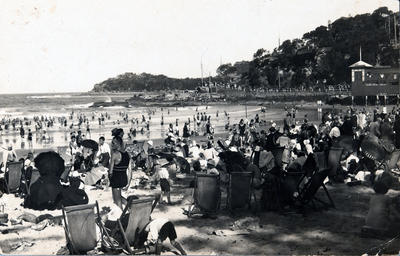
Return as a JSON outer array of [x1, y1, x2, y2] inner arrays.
[[168, 123, 174, 134], [97, 136, 111, 167], [86, 121, 91, 138], [183, 122, 190, 138], [153, 163, 171, 204], [238, 119, 246, 143], [20, 125, 25, 138], [27, 129, 33, 149], [109, 132, 131, 209]]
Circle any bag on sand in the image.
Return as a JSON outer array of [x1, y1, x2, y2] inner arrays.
[[60, 187, 88, 207]]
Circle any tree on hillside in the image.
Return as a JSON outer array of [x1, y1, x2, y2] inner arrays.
[[92, 7, 399, 92]]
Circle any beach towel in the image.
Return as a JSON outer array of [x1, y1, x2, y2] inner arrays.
[[61, 186, 88, 207], [83, 166, 108, 186]]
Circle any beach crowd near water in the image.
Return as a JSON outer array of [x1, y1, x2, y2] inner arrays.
[[0, 102, 400, 255]]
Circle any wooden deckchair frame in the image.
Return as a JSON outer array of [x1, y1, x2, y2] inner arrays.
[[62, 201, 116, 254], [227, 172, 253, 211], [314, 151, 328, 171], [4, 161, 24, 194], [188, 173, 221, 217], [327, 147, 343, 177], [296, 168, 335, 210], [62, 202, 101, 254], [117, 195, 160, 254]]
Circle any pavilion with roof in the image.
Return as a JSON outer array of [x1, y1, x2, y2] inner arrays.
[[350, 50, 400, 98]]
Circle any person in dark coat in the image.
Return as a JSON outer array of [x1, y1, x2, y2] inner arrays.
[[218, 151, 249, 173], [24, 175, 63, 210], [340, 116, 354, 136], [24, 151, 88, 210], [265, 127, 279, 151], [182, 123, 190, 138]]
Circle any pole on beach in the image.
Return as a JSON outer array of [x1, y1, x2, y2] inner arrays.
[[398, 0, 400, 101], [244, 86, 248, 118]]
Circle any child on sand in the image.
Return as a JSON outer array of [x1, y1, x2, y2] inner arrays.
[[154, 163, 171, 204], [141, 218, 186, 255]]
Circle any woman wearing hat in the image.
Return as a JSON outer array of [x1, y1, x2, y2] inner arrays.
[[109, 133, 131, 209]]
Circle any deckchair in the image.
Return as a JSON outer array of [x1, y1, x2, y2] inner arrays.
[[57, 146, 72, 164], [227, 172, 253, 211], [271, 147, 285, 168], [327, 147, 343, 177], [314, 151, 328, 171], [62, 202, 100, 254], [117, 196, 159, 254], [360, 135, 388, 172], [296, 168, 335, 210], [188, 173, 221, 217], [4, 161, 24, 194]]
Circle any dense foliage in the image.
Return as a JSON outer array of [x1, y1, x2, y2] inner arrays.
[[92, 7, 399, 92]]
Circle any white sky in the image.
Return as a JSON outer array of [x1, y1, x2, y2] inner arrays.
[[0, 0, 398, 93]]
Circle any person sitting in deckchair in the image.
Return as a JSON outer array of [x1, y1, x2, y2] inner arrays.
[[140, 218, 186, 255]]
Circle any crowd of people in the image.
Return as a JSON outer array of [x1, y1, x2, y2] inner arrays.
[[1, 104, 400, 254]]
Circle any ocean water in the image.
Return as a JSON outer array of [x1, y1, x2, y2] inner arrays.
[[0, 93, 319, 150]]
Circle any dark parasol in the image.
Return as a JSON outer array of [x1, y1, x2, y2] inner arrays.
[[81, 139, 99, 152], [34, 151, 65, 178]]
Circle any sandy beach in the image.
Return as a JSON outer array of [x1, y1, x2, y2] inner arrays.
[[1, 95, 400, 255], [1, 170, 400, 255]]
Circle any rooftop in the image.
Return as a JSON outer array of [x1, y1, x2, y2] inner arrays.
[[349, 60, 373, 68]]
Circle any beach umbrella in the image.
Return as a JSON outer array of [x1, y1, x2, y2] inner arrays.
[[81, 139, 99, 152], [34, 151, 65, 178], [360, 135, 386, 162]]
